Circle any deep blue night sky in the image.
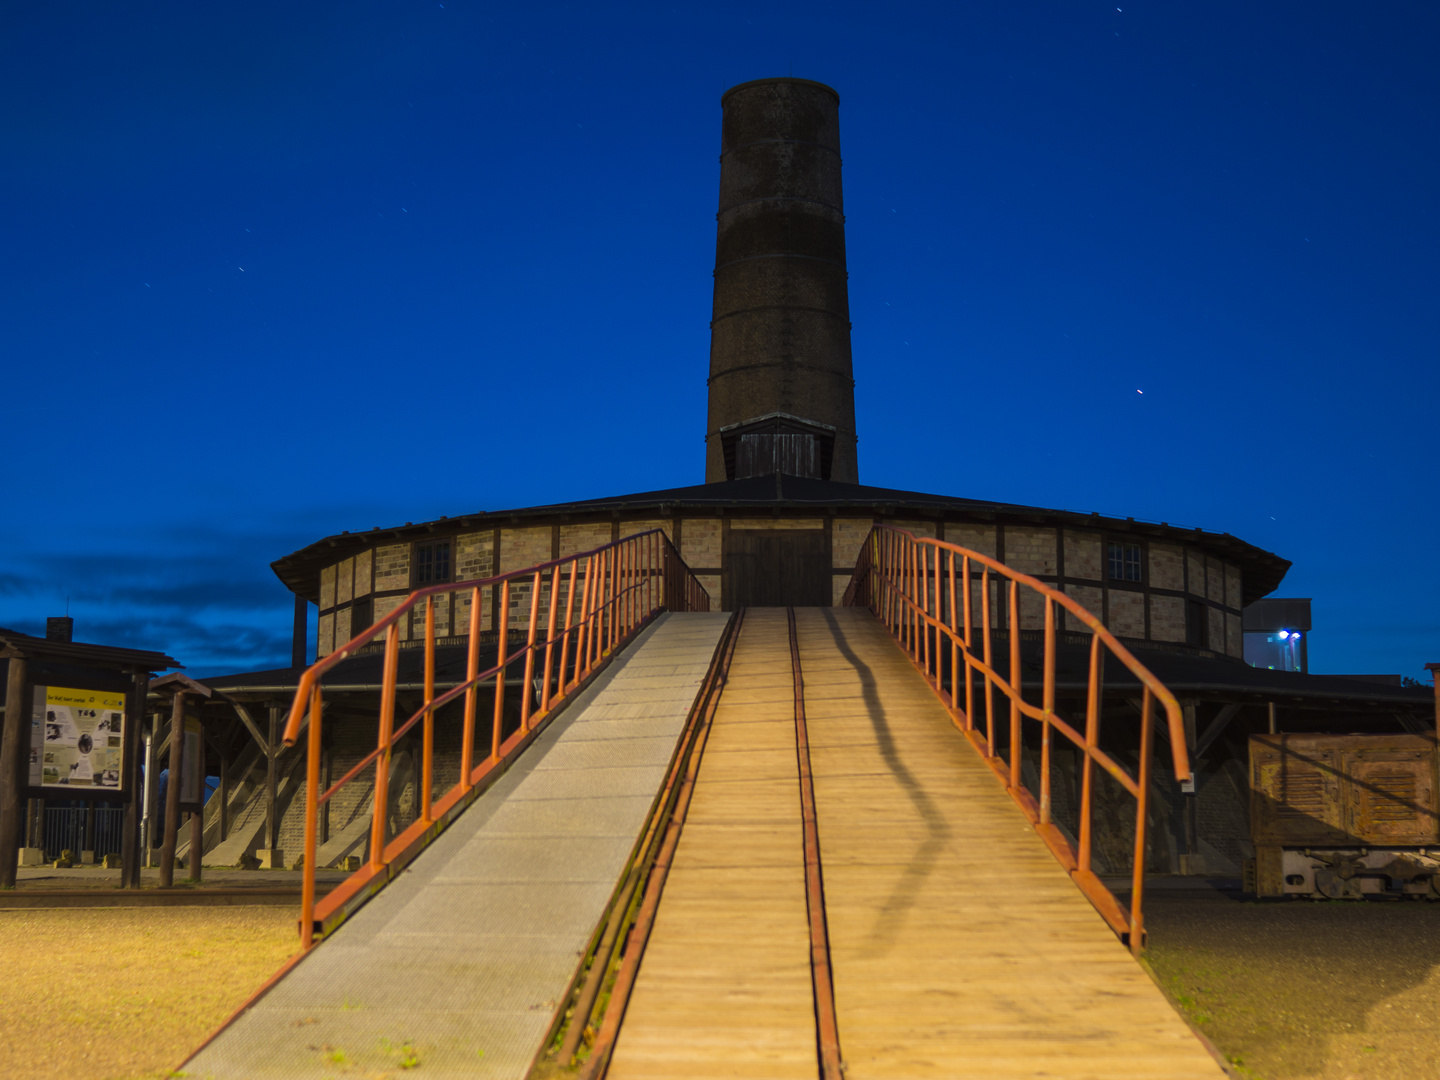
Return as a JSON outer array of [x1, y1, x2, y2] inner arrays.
[[2, 2, 1435, 678]]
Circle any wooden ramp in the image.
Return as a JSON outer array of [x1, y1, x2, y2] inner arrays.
[[608, 608, 817, 1079], [610, 606, 1222, 1080]]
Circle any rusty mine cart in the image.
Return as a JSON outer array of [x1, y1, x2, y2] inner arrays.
[[1248, 732, 1440, 899]]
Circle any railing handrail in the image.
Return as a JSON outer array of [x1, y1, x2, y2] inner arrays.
[[279, 528, 710, 949], [864, 525, 1191, 778], [847, 524, 1192, 955], [281, 528, 674, 747]]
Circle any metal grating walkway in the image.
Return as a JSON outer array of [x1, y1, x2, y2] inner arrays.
[[184, 611, 729, 1080]]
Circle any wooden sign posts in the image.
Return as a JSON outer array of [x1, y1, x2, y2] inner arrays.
[[151, 673, 212, 886]]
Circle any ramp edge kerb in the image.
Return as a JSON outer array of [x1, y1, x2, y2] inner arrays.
[[174, 609, 675, 1075], [1135, 953, 1242, 1077]]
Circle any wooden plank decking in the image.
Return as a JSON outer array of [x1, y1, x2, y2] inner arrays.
[[611, 606, 1222, 1080], [796, 607, 1221, 1079], [608, 609, 817, 1079]]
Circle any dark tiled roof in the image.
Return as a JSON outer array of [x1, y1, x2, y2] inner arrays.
[[0, 627, 178, 672], [202, 631, 1431, 711], [271, 475, 1291, 605], [203, 640, 510, 695]]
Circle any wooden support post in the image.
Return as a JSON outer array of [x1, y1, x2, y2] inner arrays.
[[141, 716, 159, 867], [188, 809, 202, 882], [0, 656, 29, 888], [266, 704, 280, 859], [159, 690, 185, 888], [120, 671, 148, 888], [1179, 700, 1199, 875], [83, 803, 95, 853], [1268, 701, 1277, 735], [218, 751, 228, 843]]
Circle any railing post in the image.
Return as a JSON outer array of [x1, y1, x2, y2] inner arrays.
[[559, 559, 579, 692], [933, 545, 943, 682], [300, 683, 322, 949], [609, 546, 619, 650], [1008, 579, 1022, 790], [628, 537, 637, 630], [421, 597, 435, 824], [540, 563, 561, 714], [981, 568, 994, 756], [594, 548, 605, 658], [576, 558, 593, 676], [919, 543, 930, 677], [887, 532, 897, 632], [1078, 633, 1103, 874], [947, 551, 959, 712], [370, 624, 400, 871], [600, 548, 611, 654], [492, 580, 510, 761], [962, 556, 974, 730], [1041, 597, 1055, 825], [910, 539, 919, 659], [1130, 689, 1154, 956], [520, 571, 542, 730], [888, 531, 896, 636], [460, 585, 481, 791]]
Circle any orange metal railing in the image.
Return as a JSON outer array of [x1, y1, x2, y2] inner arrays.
[[280, 530, 710, 947], [843, 525, 1191, 955]]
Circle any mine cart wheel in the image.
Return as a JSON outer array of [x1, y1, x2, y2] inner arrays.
[[1315, 869, 1364, 900]]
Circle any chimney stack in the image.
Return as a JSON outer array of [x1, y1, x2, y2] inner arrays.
[[46, 617, 74, 643], [705, 78, 858, 484]]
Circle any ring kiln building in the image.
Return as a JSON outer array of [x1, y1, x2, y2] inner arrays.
[[196, 78, 1432, 878]]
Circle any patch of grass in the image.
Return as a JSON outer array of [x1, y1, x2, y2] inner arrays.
[[0, 906, 298, 1080], [1144, 897, 1440, 1080]]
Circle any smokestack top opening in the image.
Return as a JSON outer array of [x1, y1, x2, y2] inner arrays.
[[721, 77, 840, 106]]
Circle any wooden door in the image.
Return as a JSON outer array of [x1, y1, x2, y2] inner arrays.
[[724, 529, 830, 609]]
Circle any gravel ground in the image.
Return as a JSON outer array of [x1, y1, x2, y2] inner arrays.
[[6, 886, 1436, 1079], [1144, 894, 1440, 1079], [0, 907, 297, 1080]]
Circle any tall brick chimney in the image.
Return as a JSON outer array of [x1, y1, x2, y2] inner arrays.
[[704, 78, 858, 484]]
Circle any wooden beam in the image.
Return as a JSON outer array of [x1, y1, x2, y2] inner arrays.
[[1195, 703, 1244, 759], [266, 704, 279, 853], [218, 751, 228, 843], [228, 699, 270, 758]]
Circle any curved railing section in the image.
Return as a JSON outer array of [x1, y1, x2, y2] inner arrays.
[[281, 529, 710, 947], [843, 525, 1191, 954]]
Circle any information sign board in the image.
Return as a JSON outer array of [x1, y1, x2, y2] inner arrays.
[[29, 685, 126, 791]]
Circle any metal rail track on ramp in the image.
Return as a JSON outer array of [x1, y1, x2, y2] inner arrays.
[[181, 612, 729, 1080], [600, 608, 1223, 1080]]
